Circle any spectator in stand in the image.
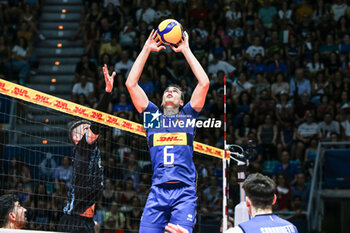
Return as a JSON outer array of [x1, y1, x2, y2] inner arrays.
[[285, 34, 300, 72], [304, 137, 318, 164], [155, 0, 172, 20], [100, 17, 114, 45], [119, 21, 137, 48], [232, 73, 253, 98], [234, 113, 253, 145], [252, 89, 275, 125], [275, 172, 291, 211], [71, 74, 95, 106], [291, 173, 310, 209], [138, 70, 156, 95], [102, 178, 115, 210], [288, 196, 308, 233], [339, 34, 350, 54], [4, 37, 32, 85], [331, 0, 348, 22], [258, 0, 277, 28], [306, 52, 324, 74], [8, 156, 32, 189], [277, 119, 296, 158], [247, 54, 267, 76], [208, 54, 236, 78], [265, 31, 284, 58], [271, 73, 289, 101], [341, 110, 350, 140], [100, 37, 122, 63], [113, 93, 133, 120], [278, 1, 292, 23], [120, 178, 136, 205], [294, 92, 316, 125], [103, 2, 124, 32], [267, 52, 288, 74], [123, 152, 141, 190], [273, 150, 299, 182], [311, 72, 328, 106], [257, 114, 278, 160], [53, 156, 72, 190], [254, 74, 270, 98], [325, 52, 341, 75], [74, 54, 97, 83], [320, 34, 339, 59], [275, 91, 294, 127], [295, 0, 313, 23], [313, 0, 329, 21], [84, 21, 100, 59], [318, 112, 340, 140], [202, 176, 222, 212], [289, 68, 311, 98], [114, 50, 133, 78], [21, 3, 46, 40], [114, 136, 131, 164], [14, 182, 31, 209], [135, 1, 156, 24], [329, 71, 348, 103], [125, 196, 142, 233], [296, 112, 321, 160], [234, 91, 253, 127], [225, 1, 241, 21], [192, 20, 209, 42], [245, 36, 265, 61], [103, 201, 125, 232]]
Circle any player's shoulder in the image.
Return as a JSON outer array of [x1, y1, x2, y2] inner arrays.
[[181, 102, 200, 117], [225, 226, 244, 233], [273, 215, 298, 230]]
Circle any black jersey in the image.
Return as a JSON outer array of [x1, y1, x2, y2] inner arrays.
[[64, 134, 104, 216]]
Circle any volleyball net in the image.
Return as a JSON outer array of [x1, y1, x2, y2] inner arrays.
[[0, 79, 233, 232]]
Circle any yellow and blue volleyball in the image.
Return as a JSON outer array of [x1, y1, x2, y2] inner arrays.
[[157, 19, 183, 45]]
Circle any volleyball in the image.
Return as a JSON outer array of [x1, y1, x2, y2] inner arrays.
[[157, 19, 183, 45]]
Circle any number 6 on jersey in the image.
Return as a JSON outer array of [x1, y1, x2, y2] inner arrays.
[[164, 146, 174, 166]]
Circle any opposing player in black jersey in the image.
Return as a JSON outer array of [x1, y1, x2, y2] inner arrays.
[[58, 65, 115, 233]]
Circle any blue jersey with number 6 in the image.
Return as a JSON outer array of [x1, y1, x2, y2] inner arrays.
[[143, 101, 199, 186]]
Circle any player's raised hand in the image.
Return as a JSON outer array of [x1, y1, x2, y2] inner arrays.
[[144, 29, 166, 52], [171, 31, 190, 53], [165, 223, 189, 233], [103, 64, 116, 93]]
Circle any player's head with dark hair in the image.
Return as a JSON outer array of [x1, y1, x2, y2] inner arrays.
[[161, 84, 184, 109], [69, 120, 91, 144], [0, 194, 27, 229], [243, 173, 276, 214]]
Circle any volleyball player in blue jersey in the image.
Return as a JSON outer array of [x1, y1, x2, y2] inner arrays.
[[125, 30, 209, 233], [225, 173, 299, 233]]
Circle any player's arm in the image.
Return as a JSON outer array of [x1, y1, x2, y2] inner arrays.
[[171, 31, 209, 112], [126, 29, 165, 113], [86, 64, 115, 143]]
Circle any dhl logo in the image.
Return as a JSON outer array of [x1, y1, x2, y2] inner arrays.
[[158, 136, 183, 142], [153, 133, 187, 146]]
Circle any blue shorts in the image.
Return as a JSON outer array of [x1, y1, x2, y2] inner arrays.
[[139, 183, 197, 233]]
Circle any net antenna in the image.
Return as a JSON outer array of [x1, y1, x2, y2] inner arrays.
[[226, 142, 251, 226]]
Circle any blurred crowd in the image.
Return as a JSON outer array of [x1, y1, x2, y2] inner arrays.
[[3, 0, 350, 232], [0, 1, 43, 85]]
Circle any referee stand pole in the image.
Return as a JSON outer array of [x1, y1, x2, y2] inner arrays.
[[223, 75, 228, 232]]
